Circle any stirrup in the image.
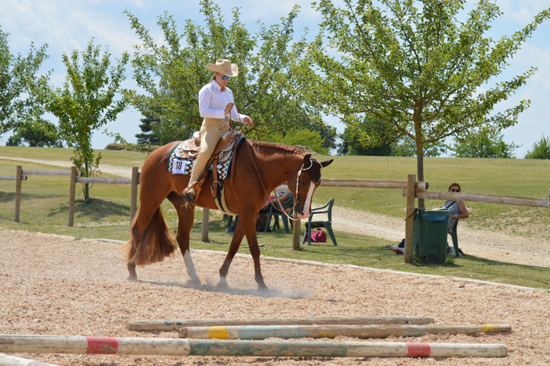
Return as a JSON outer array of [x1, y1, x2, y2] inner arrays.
[[181, 191, 196, 203]]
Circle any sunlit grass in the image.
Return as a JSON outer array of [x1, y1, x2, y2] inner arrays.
[[1, 147, 550, 289]]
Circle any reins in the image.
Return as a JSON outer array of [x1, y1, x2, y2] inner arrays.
[[236, 108, 302, 222]]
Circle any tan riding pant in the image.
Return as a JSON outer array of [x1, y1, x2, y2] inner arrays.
[[188, 118, 232, 190]]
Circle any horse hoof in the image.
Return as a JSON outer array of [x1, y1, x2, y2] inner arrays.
[[185, 278, 201, 287], [217, 278, 229, 289], [128, 275, 138, 281]]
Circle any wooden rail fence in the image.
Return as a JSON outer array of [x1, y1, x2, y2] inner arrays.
[[0, 165, 140, 226], [3, 165, 549, 265]]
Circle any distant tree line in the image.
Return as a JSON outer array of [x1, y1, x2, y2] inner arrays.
[[1, 0, 549, 200]]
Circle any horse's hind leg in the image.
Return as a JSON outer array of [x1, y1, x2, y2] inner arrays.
[[167, 192, 200, 284]]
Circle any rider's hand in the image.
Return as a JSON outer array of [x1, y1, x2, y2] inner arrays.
[[224, 103, 234, 116], [243, 116, 254, 126]]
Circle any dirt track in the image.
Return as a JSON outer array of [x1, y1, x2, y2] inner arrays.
[[1, 228, 550, 366], [2, 156, 550, 365]]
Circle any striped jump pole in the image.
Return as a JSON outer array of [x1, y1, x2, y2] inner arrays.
[[178, 324, 512, 340], [127, 316, 434, 332], [0, 352, 61, 366], [0, 335, 507, 358]]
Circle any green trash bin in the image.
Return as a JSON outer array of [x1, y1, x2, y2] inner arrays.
[[413, 208, 449, 264]]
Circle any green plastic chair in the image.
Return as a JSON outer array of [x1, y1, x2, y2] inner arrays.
[[302, 198, 337, 246], [264, 198, 294, 233], [448, 219, 460, 257]]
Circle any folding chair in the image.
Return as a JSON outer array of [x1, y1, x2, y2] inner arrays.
[[302, 198, 337, 246]]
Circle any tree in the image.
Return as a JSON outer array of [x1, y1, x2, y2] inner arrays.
[[450, 130, 518, 158], [391, 136, 446, 157], [338, 117, 392, 155], [135, 116, 161, 145], [525, 135, 550, 159], [0, 26, 49, 138], [124, 0, 336, 147], [268, 128, 329, 154], [307, 0, 550, 205], [42, 39, 129, 202], [6, 119, 62, 147]]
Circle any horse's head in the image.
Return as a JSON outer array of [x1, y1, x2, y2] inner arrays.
[[293, 154, 333, 219]]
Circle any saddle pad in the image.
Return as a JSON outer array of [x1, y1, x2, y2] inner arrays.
[[167, 136, 244, 180]]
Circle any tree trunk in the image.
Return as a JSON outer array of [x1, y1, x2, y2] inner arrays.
[[413, 101, 425, 209], [416, 151, 425, 209], [84, 158, 90, 203]]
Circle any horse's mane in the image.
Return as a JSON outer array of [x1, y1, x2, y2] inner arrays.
[[250, 140, 305, 157]]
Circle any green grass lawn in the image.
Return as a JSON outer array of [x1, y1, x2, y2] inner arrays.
[[1, 146, 549, 290]]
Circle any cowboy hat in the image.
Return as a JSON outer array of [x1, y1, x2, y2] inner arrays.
[[207, 59, 239, 77]]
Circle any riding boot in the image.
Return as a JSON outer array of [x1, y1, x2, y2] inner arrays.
[[181, 186, 197, 203], [182, 181, 204, 203]]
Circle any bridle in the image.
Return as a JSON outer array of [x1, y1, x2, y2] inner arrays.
[[235, 109, 319, 221], [244, 140, 320, 222]]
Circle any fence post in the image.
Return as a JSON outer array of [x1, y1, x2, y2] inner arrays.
[[292, 202, 301, 250], [404, 174, 416, 264], [68, 166, 77, 227], [14, 165, 23, 222], [201, 208, 209, 242], [130, 167, 139, 223]]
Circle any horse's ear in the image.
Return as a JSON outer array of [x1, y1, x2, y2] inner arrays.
[[321, 159, 333, 168], [303, 154, 312, 166]]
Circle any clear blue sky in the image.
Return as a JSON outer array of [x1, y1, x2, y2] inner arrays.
[[1, 0, 548, 157]]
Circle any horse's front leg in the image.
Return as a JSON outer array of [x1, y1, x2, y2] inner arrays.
[[218, 213, 267, 290], [218, 220, 244, 288], [218, 213, 266, 290]]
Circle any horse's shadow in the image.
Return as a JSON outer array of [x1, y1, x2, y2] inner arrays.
[[137, 279, 309, 299]]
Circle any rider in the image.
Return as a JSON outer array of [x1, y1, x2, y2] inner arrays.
[[182, 59, 254, 203]]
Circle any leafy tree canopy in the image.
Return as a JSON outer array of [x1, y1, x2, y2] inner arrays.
[[450, 129, 518, 158], [124, 0, 336, 147], [305, 0, 550, 183], [525, 135, 550, 159], [40, 39, 129, 201], [6, 119, 62, 147], [0, 25, 49, 138], [267, 128, 329, 155]]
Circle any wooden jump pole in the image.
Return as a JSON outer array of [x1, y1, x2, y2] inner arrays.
[[0, 335, 508, 358], [127, 316, 434, 332], [0, 352, 61, 366], [178, 324, 511, 340]]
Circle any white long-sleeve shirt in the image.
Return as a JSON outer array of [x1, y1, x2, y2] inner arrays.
[[198, 80, 248, 122]]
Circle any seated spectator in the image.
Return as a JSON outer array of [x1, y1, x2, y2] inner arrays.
[[391, 182, 470, 256], [259, 189, 293, 215], [227, 188, 293, 233], [442, 182, 469, 256]]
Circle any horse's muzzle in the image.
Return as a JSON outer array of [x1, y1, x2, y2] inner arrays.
[[295, 203, 310, 219]]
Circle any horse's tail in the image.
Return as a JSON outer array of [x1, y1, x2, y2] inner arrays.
[[123, 206, 176, 266]]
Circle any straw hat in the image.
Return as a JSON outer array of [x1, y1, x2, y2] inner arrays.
[[207, 59, 239, 77]]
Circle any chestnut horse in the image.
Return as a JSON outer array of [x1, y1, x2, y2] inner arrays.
[[124, 138, 333, 289]]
